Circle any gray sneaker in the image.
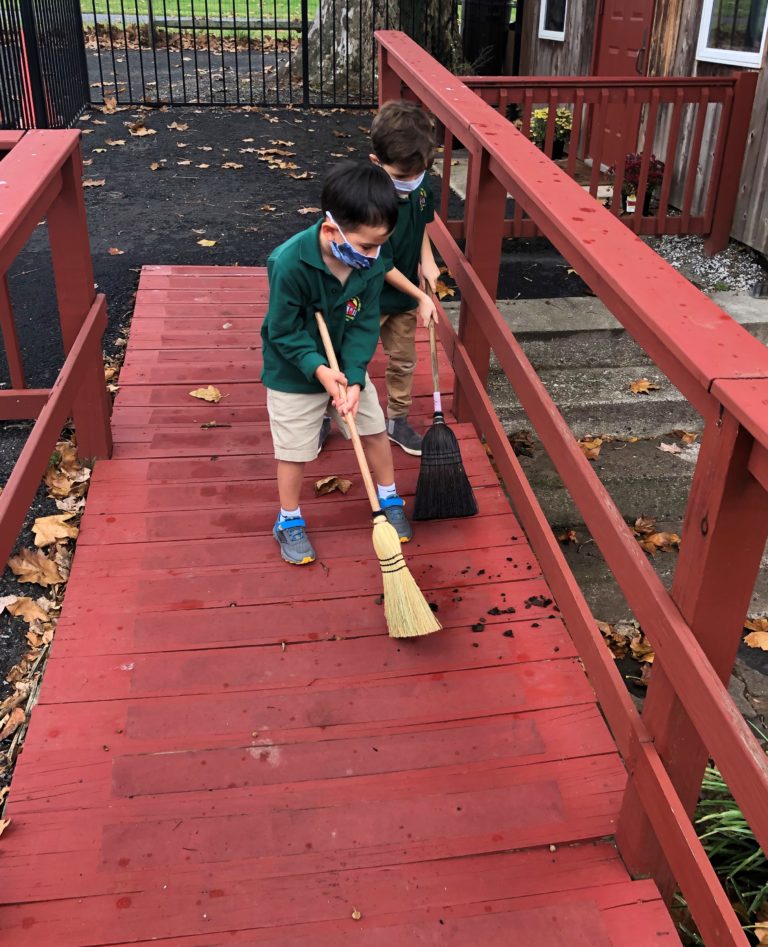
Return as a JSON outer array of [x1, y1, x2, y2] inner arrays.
[[318, 415, 332, 452], [387, 417, 422, 456], [380, 497, 413, 543], [273, 517, 316, 565]]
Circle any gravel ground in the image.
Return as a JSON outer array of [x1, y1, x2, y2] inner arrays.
[[647, 233, 767, 293]]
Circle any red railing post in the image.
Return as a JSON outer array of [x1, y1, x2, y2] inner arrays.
[[453, 148, 506, 422], [46, 144, 112, 460], [616, 412, 768, 897], [0, 275, 27, 389], [703, 71, 757, 256], [377, 44, 401, 106]]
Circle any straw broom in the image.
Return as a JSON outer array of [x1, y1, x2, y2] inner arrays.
[[413, 317, 478, 520], [315, 312, 441, 639]]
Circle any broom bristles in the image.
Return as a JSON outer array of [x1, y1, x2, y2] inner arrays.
[[413, 416, 478, 520], [372, 515, 442, 638]]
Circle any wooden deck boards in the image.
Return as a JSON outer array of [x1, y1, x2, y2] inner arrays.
[[0, 266, 680, 944]]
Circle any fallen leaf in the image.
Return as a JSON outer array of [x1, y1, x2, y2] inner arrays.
[[744, 630, 768, 651], [434, 279, 455, 299], [105, 138, 125, 146], [657, 442, 682, 454], [297, 206, 321, 215], [198, 145, 213, 151], [0, 595, 19, 615], [509, 429, 535, 457], [314, 476, 352, 496], [629, 378, 661, 395], [32, 514, 79, 547], [91, 148, 107, 154], [7, 548, 63, 586], [351, 908, 362, 921], [200, 421, 232, 429], [82, 159, 93, 166], [189, 385, 222, 403], [260, 204, 277, 211], [197, 164, 210, 169], [745, 616, 768, 634], [333, 130, 350, 138], [176, 142, 188, 148], [82, 178, 106, 187], [632, 515, 656, 536], [0, 707, 24, 742], [673, 429, 699, 444], [167, 121, 189, 131], [557, 529, 578, 544], [149, 162, 164, 171], [7, 597, 49, 624], [578, 436, 602, 461], [639, 531, 681, 556], [197, 239, 217, 247], [630, 633, 655, 662], [289, 171, 310, 180], [177, 159, 192, 166], [222, 162, 244, 170], [44, 468, 74, 498], [0, 682, 31, 716], [108, 247, 125, 256], [128, 124, 156, 137], [102, 94, 118, 113], [754, 920, 768, 945], [270, 139, 294, 146]]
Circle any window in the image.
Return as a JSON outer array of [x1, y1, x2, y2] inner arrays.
[[696, 0, 768, 67], [538, 0, 567, 40]]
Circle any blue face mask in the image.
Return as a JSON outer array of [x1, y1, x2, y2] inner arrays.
[[393, 170, 426, 194], [325, 212, 380, 270]]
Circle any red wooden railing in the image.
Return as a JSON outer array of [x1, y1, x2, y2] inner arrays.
[[433, 74, 756, 254], [378, 30, 768, 947], [0, 130, 112, 565]]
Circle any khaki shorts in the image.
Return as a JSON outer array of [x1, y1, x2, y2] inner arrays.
[[267, 374, 386, 462]]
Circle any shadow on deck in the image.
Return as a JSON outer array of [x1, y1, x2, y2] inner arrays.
[[0, 266, 679, 944]]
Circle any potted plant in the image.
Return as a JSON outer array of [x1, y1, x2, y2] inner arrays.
[[611, 153, 665, 215], [529, 106, 572, 159]]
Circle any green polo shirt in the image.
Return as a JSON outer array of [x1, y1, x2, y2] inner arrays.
[[379, 181, 435, 316], [261, 221, 393, 394]]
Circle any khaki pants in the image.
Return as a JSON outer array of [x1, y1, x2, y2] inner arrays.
[[380, 308, 417, 419]]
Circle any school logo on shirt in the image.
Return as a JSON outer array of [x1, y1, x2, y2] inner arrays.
[[345, 296, 361, 321], [418, 187, 427, 211]]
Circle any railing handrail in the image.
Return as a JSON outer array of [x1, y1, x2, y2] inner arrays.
[[377, 29, 768, 947], [461, 74, 741, 89]]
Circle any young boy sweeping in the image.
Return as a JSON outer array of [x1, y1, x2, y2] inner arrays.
[[263, 161, 428, 565], [370, 100, 441, 456]]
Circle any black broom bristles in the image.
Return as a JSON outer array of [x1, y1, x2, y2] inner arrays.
[[413, 412, 478, 520]]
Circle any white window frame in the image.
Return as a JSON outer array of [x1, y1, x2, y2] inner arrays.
[[538, 0, 567, 41], [696, 0, 768, 67]]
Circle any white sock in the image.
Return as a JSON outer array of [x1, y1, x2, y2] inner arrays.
[[377, 482, 397, 500], [279, 506, 301, 524]]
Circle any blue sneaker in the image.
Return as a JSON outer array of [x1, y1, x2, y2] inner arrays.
[[273, 517, 316, 565], [380, 496, 413, 543]]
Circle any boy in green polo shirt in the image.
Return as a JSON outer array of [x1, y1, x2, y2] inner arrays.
[[370, 100, 442, 456], [263, 162, 425, 566]]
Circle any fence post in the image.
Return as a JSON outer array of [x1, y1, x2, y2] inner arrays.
[[18, 0, 48, 128], [453, 147, 506, 422], [46, 145, 112, 460], [376, 41, 401, 106], [703, 71, 757, 256], [616, 411, 768, 898]]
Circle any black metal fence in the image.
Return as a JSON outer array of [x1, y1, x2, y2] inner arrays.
[[0, 0, 89, 129], [82, 0, 461, 109]]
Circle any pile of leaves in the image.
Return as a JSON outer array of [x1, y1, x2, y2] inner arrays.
[[83, 23, 296, 53], [597, 618, 655, 687], [0, 439, 91, 830]]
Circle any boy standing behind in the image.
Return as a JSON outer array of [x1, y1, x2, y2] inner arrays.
[[371, 100, 442, 456], [262, 162, 413, 565]]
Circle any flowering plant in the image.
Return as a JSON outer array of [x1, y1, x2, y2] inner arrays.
[[529, 106, 572, 143], [611, 152, 666, 194]]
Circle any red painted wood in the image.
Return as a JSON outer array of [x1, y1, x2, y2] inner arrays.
[[0, 264, 676, 944]]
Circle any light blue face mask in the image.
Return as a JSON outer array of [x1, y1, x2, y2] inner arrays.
[[393, 170, 426, 194], [325, 212, 380, 270]]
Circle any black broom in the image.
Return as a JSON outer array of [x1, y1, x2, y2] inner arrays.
[[413, 317, 478, 520]]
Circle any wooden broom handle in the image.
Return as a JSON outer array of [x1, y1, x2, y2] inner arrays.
[[314, 312, 382, 514], [428, 317, 440, 394]]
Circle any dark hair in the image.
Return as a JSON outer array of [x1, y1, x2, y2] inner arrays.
[[371, 100, 436, 173], [321, 161, 398, 234]]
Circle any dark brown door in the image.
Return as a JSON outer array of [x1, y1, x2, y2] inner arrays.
[[590, 0, 655, 168]]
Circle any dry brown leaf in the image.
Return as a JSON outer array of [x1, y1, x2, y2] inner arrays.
[[8, 548, 64, 586], [297, 206, 321, 215], [177, 159, 192, 166], [168, 121, 189, 131], [633, 515, 656, 536], [270, 139, 294, 146], [557, 529, 578, 544], [629, 378, 661, 395], [32, 514, 79, 547], [578, 436, 602, 461], [44, 468, 73, 499], [197, 239, 217, 247], [744, 630, 768, 651], [332, 130, 350, 138], [198, 145, 213, 151], [105, 138, 125, 146], [176, 142, 188, 148], [434, 279, 455, 300], [0, 707, 24, 742], [639, 531, 681, 556], [289, 171, 310, 180], [102, 94, 118, 113], [260, 204, 277, 212], [128, 124, 156, 137], [108, 247, 125, 256], [197, 164, 210, 169], [82, 178, 106, 188], [657, 442, 682, 454], [149, 161, 164, 171], [200, 421, 232, 429], [7, 597, 49, 624], [222, 162, 244, 170], [314, 476, 352, 496], [630, 633, 655, 662], [745, 617, 768, 634], [189, 385, 222, 403], [673, 429, 699, 444], [91, 148, 107, 154], [0, 682, 31, 716]]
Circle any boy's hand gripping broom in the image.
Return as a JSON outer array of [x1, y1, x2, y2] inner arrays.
[[413, 317, 478, 520], [315, 312, 441, 639]]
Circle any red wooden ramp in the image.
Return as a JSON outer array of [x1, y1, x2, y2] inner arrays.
[[0, 266, 680, 944]]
